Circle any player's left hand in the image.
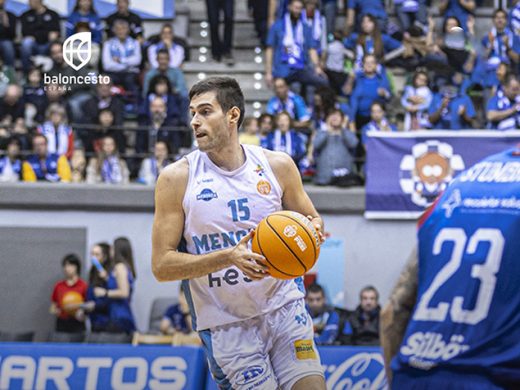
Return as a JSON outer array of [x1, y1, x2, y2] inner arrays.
[[307, 215, 325, 244]]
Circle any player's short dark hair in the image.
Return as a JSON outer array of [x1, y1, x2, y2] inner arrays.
[[189, 77, 245, 129], [360, 285, 379, 300], [62, 253, 81, 275], [307, 283, 325, 296]]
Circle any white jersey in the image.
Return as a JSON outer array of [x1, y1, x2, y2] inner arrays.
[[181, 144, 305, 331]]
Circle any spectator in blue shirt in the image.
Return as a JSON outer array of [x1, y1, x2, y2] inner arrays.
[[66, 0, 103, 44], [428, 81, 476, 130], [350, 54, 392, 130], [265, 0, 328, 89], [343, 14, 404, 72], [0, 137, 22, 182], [487, 73, 520, 130], [266, 78, 311, 129], [305, 283, 340, 345], [510, 0, 520, 36], [361, 102, 397, 146], [346, 0, 388, 34], [160, 286, 191, 336], [439, 0, 476, 32]]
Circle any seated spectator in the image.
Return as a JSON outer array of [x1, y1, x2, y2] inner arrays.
[[0, 58, 16, 99], [323, 31, 350, 96], [0, 85, 25, 129], [266, 78, 311, 129], [428, 78, 476, 130], [487, 74, 520, 130], [265, 0, 328, 89], [83, 243, 111, 332], [343, 15, 404, 71], [143, 75, 184, 124], [239, 117, 261, 146], [20, 0, 60, 72], [50, 254, 87, 333], [401, 70, 433, 131], [70, 149, 87, 183], [0, 137, 22, 182], [301, 0, 327, 55], [160, 286, 200, 345], [510, 0, 520, 36], [438, 0, 476, 32], [147, 24, 185, 69], [81, 79, 125, 126], [24, 67, 47, 127], [258, 113, 275, 140], [0, 0, 16, 67], [85, 108, 126, 155], [361, 102, 397, 145], [394, 0, 428, 33], [106, 0, 144, 42], [86, 135, 129, 184], [65, 0, 103, 45], [490, 61, 511, 97], [22, 134, 71, 182], [346, 0, 387, 34], [350, 54, 392, 131], [305, 283, 340, 345], [102, 19, 142, 96], [143, 49, 188, 100], [313, 109, 359, 186], [37, 103, 75, 160], [312, 86, 351, 131], [138, 140, 171, 185], [262, 111, 307, 167], [349, 285, 381, 346]]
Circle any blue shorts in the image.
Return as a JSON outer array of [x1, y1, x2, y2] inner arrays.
[[393, 369, 506, 390]]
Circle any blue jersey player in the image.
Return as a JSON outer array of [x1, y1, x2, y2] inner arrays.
[[381, 147, 520, 389]]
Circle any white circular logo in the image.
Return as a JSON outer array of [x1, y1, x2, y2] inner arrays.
[[283, 225, 297, 238]]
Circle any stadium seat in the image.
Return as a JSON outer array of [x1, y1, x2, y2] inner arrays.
[[132, 332, 174, 346], [0, 331, 34, 342], [47, 332, 85, 343], [85, 332, 132, 344], [148, 297, 177, 333]]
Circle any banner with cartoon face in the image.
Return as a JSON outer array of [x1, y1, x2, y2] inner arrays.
[[365, 131, 520, 219]]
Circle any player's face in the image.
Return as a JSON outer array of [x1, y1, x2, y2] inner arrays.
[[306, 291, 325, 314], [190, 92, 230, 153], [360, 291, 378, 312]]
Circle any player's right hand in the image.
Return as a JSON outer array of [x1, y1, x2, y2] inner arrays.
[[229, 230, 270, 281]]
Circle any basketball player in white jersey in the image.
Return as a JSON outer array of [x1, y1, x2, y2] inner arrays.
[[152, 77, 326, 389]]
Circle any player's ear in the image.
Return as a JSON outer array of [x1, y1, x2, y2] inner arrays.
[[228, 107, 240, 125]]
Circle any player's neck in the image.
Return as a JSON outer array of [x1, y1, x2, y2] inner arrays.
[[206, 143, 245, 172]]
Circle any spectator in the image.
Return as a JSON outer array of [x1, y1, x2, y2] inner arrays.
[[323, 31, 350, 96], [147, 24, 185, 69], [258, 112, 275, 139], [487, 74, 520, 130], [24, 67, 47, 126], [239, 116, 261, 146], [70, 149, 87, 183], [251, 0, 269, 46], [205, 0, 234, 64], [0, 85, 25, 128], [37, 103, 75, 160], [401, 70, 433, 131], [81, 79, 125, 127], [346, 0, 387, 34], [261, 111, 307, 167], [106, 0, 143, 41], [349, 285, 381, 346], [350, 54, 392, 131], [361, 102, 397, 146], [22, 134, 71, 182], [91, 237, 136, 334], [65, 0, 103, 45], [394, 0, 428, 33], [321, 0, 338, 38], [265, 0, 328, 89], [311, 86, 351, 131], [0, 0, 16, 67], [313, 109, 359, 186], [138, 140, 171, 185], [20, 0, 60, 72], [305, 283, 340, 345], [491, 61, 511, 96], [428, 78, 476, 130], [84, 243, 111, 332], [85, 108, 126, 155], [86, 135, 129, 184], [160, 285, 200, 345], [0, 58, 16, 99], [510, 0, 520, 36], [266, 78, 311, 129], [102, 19, 142, 96], [49, 254, 87, 333], [143, 75, 184, 124], [343, 14, 404, 72], [0, 137, 22, 182], [143, 49, 188, 101], [301, 0, 327, 55], [438, 0, 476, 32]]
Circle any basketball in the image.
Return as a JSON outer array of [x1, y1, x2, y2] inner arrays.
[[252, 211, 321, 279], [61, 291, 84, 315]]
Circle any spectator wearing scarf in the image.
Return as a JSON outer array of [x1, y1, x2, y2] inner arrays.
[[0, 137, 22, 182], [401, 71, 433, 131], [487, 74, 520, 131], [301, 0, 327, 55], [86, 135, 129, 184], [23, 134, 71, 182], [138, 141, 171, 185], [38, 103, 74, 160], [361, 102, 397, 146], [266, 78, 311, 128]]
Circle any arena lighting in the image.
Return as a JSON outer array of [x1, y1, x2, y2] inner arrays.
[[254, 82, 262, 90], [200, 30, 208, 38], [255, 56, 262, 63], [200, 21, 208, 29], [254, 72, 262, 80], [197, 72, 206, 80], [255, 47, 262, 54], [199, 47, 208, 54], [253, 102, 261, 109], [199, 56, 207, 63]]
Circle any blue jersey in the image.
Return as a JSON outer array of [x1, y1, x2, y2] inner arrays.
[[392, 148, 520, 386]]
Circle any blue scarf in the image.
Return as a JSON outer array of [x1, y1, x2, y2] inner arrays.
[[101, 156, 123, 184]]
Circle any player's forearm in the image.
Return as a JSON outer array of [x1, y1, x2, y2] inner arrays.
[[152, 248, 233, 282]]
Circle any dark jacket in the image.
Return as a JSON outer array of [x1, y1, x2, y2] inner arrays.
[[0, 10, 16, 40], [348, 305, 381, 346], [21, 7, 61, 44]]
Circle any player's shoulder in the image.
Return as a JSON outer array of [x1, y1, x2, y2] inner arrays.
[[158, 158, 189, 185], [262, 149, 295, 170]]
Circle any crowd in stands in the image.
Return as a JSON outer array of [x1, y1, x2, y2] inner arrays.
[[1, 0, 520, 187]]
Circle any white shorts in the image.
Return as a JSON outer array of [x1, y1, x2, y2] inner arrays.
[[199, 298, 324, 390]]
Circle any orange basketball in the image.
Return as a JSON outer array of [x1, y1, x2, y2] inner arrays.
[[61, 291, 84, 315], [252, 211, 321, 279]]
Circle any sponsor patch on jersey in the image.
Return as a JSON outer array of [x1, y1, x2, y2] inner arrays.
[[196, 188, 218, 202], [257, 179, 271, 195], [235, 364, 268, 385], [254, 164, 265, 176], [294, 339, 317, 360]]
